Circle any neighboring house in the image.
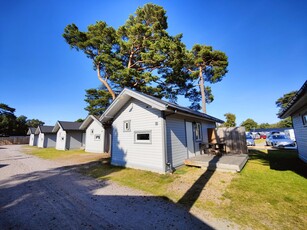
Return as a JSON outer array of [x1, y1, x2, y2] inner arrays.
[[80, 115, 106, 153], [100, 88, 224, 173], [27, 127, 38, 146], [52, 121, 84, 150], [36, 125, 57, 148], [279, 80, 307, 163]]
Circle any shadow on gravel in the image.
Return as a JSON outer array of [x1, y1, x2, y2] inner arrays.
[[0, 161, 213, 229], [178, 156, 219, 210], [0, 164, 8, 168]]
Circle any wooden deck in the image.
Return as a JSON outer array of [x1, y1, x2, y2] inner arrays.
[[184, 154, 249, 172]]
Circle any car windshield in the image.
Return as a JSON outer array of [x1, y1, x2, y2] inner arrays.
[[272, 135, 287, 139], [246, 134, 252, 139]]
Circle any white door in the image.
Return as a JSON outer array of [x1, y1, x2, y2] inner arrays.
[[186, 122, 195, 158]]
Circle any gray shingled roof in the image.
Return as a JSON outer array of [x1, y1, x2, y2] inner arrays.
[[131, 89, 224, 123], [29, 127, 36, 134], [279, 80, 307, 118], [58, 121, 82, 131], [39, 125, 54, 133]]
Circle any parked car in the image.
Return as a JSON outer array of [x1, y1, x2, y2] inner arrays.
[[266, 134, 296, 148], [246, 133, 255, 146], [259, 132, 267, 139]]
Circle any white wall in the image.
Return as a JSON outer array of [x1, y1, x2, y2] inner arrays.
[[85, 120, 104, 153], [29, 134, 38, 146], [37, 133, 44, 148], [56, 128, 66, 150], [111, 98, 164, 173], [292, 105, 307, 163]]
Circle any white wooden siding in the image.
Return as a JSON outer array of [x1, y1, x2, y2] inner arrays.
[[85, 120, 104, 153], [37, 133, 45, 148], [56, 128, 66, 150], [111, 98, 164, 172], [166, 117, 187, 168], [29, 134, 38, 146], [292, 106, 307, 162]]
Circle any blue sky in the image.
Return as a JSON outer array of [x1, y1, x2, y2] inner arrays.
[[1, 0, 306, 126]]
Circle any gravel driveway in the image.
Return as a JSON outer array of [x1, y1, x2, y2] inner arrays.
[[0, 145, 236, 230]]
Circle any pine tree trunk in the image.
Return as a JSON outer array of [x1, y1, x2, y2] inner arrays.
[[199, 66, 207, 113], [96, 67, 116, 100]]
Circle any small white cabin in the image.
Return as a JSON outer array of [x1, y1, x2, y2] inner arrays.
[[80, 115, 105, 153], [100, 88, 224, 173], [52, 121, 84, 151], [36, 125, 56, 148], [279, 80, 307, 163], [27, 127, 38, 146]]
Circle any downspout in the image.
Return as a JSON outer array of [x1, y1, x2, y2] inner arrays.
[[161, 111, 167, 173], [162, 107, 177, 173]]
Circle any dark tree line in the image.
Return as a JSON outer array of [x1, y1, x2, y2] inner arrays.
[[0, 103, 44, 136]]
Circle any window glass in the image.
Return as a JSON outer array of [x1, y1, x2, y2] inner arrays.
[[134, 131, 151, 143], [137, 133, 150, 140], [195, 123, 202, 141]]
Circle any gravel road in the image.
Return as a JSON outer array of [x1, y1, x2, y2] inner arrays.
[[0, 145, 237, 230]]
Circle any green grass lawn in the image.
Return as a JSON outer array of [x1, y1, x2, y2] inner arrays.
[[211, 149, 307, 229], [79, 149, 307, 230], [23, 146, 87, 159]]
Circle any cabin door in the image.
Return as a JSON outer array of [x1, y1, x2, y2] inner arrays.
[[185, 122, 195, 158]]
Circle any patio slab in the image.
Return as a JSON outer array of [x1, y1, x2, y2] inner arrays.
[[184, 154, 249, 172]]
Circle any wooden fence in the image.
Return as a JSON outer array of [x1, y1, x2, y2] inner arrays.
[[208, 127, 247, 154], [0, 136, 29, 145]]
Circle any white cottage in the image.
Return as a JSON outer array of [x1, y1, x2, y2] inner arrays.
[[100, 88, 224, 173], [279, 80, 307, 163], [80, 115, 105, 153], [27, 127, 38, 146], [36, 125, 57, 148], [52, 121, 84, 150]]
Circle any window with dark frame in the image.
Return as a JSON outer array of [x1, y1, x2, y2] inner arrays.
[[134, 131, 151, 143]]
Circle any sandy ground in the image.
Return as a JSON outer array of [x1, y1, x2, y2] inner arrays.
[[0, 145, 240, 230]]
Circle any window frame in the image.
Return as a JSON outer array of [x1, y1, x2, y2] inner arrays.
[[94, 134, 101, 141], [134, 130, 152, 144], [194, 122, 202, 142], [123, 120, 131, 132]]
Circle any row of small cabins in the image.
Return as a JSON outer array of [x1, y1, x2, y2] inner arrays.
[[28, 88, 226, 173]]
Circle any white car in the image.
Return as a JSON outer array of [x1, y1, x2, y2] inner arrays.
[[266, 134, 296, 148]]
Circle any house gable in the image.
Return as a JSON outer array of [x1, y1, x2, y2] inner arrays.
[[111, 98, 165, 172]]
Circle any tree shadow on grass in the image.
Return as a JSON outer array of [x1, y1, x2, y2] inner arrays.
[[267, 149, 307, 178], [248, 149, 306, 178], [0, 161, 213, 229]]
